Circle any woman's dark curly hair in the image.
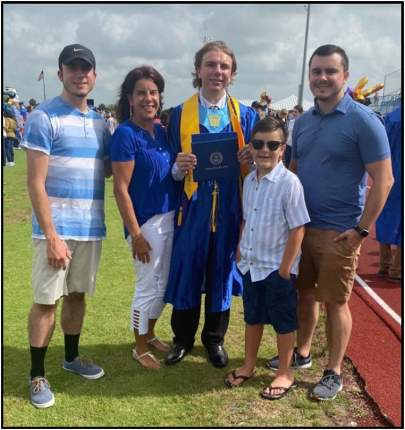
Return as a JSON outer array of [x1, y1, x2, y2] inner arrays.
[[116, 66, 165, 123]]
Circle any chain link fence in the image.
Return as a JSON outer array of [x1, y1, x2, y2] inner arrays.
[[369, 69, 401, 115]]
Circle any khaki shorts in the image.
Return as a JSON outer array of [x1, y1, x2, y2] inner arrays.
[[31, 239, 102, 305], [296, 228, 361, 303]]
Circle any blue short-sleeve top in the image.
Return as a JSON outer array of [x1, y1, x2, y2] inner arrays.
[[109, 120, 179, 237]]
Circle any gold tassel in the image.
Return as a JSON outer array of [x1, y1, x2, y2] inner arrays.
[[210, 181, 219, 232], [177, 206, 183, 226]]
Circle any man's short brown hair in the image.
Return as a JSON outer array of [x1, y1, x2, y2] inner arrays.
[[308, 44, 349, 72]]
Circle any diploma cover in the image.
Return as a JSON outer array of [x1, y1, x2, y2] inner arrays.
[[191, 132, 239, 181]]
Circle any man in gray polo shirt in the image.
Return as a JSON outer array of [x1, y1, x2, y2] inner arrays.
[[267, 44, 393, 401]]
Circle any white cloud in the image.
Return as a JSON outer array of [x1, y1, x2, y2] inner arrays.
[[3, 3, 401, 108]]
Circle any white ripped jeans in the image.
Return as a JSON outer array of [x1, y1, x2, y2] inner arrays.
[[127, 211, 174, 335]]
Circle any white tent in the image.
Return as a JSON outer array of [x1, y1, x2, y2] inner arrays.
[[240, 95, 313, 112], [270, 95, 313, 111], [239, 99, 255, 107]]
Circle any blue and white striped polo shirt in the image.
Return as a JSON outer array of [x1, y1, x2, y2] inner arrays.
[[21, 96, 110, 240], [238, 161, 310, 282]]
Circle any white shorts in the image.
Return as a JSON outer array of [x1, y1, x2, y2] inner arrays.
[[128, 211, 174, 335], [31, 239, 102, 305]]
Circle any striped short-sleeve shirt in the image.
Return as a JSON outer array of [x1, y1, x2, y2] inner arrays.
[[20, 96, 110, 240], [237, 161, 310, 282]]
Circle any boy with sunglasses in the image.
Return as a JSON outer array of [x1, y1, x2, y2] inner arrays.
[[224, 117, 310, 400]]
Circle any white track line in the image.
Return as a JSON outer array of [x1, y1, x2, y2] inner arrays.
[[355, 274, 402, 325]]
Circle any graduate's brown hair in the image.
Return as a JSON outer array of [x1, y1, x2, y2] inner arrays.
[[192, 40, 237, 88]]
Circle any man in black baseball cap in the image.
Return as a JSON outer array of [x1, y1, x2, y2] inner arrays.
[[23, 41, 110, 409], [58, 43, 96, 69]]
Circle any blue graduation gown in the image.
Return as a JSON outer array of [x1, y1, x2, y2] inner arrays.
[[376, 107, 402, 245], [164, 101, 258, 311]]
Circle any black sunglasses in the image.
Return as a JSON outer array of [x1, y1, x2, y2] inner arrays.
[[251, 139, 284, 151]]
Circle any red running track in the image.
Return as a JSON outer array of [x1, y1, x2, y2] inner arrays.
[[347, 227, 402, 427]]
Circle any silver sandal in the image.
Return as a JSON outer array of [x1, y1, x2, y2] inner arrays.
[[132, 349, 160, 369]]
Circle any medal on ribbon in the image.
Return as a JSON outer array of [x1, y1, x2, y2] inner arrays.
[[208, 113, 221, 128]]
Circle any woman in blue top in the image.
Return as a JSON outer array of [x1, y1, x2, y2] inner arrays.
[[110, 66, 178, 370]]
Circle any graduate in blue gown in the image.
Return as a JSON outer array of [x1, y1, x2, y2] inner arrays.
[[164, 41, 258, 368], [376, 107, 402, 280]]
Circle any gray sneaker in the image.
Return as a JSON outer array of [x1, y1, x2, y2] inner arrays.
[[29, 376, 55, 408], [311, 369, 343, 401], [62, 357, 104, 379], [266, 347, 312, 370]]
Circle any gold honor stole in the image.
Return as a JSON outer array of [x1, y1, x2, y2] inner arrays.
[[180, 93, 249, 200]]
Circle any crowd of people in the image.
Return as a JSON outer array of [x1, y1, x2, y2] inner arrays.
[[2, 95, 117, 168], [2, 97, 31, 166], [9, 40, 399, 411]]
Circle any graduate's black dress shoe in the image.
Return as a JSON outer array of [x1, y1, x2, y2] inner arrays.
[[206, 344, 228, 368], [165, 344, 191, 365]]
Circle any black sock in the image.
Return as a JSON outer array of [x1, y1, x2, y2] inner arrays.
[[30, 345, 48, 379], [64, 334, 80, 362]]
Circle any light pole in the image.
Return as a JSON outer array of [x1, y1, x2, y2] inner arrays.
[[42, 73, 47, 101], [298, 4, 311, 106]]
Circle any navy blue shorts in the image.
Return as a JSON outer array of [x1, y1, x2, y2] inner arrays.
[[242, 270, 298, 334]]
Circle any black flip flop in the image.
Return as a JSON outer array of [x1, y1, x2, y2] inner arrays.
[[224, 369, 254, 388], [260, 380, 298, 400]]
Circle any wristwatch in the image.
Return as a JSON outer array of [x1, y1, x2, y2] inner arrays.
[[353, 225, 369, 238]]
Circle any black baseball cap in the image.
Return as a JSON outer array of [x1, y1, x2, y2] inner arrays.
[[58, 44, 96, 69]]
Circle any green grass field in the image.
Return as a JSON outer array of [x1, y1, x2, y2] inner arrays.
[[3, 149, 372, 427]]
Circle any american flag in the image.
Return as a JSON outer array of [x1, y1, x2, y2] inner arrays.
[[37, 70, 44, 81]]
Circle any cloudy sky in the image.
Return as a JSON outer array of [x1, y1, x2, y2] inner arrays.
[[3, 2, 402, 109]]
